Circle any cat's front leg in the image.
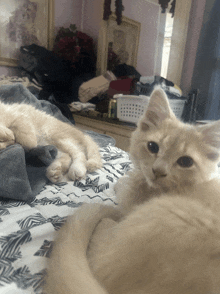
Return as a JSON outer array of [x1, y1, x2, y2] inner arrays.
[[68, 157, 87, 181], [0, 125, 15, 149], [53, 138, 88, 180], [10, 120, 37, 150], [46, 152, 72, 183]]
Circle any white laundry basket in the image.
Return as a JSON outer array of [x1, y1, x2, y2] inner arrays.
[[115, 94, 186, 124]]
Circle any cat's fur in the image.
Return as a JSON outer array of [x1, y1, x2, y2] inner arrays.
[[0, 102, 102, 182], [45, 88, 220, 294]]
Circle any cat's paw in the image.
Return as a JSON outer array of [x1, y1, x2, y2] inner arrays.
[[0, 125, 15, 149], [0, 140, 15, 149], [68, 163, 87, 181], [46, 161, 65, 183], [86, 158, 102, 173]]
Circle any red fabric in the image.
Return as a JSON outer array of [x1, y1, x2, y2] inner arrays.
[[108, 78, 133, 97]]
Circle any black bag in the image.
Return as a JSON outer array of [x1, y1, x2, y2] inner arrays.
[[19, 44, 75, 104]]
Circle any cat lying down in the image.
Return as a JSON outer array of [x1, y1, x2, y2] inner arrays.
[[0, 102, 102, 183], [45, 88, 220, 294]]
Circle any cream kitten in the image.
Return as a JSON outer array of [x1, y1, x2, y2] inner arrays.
[[0, 102, 102, 183], [116, 87, 220, 213], [45, 88, 220, 294]]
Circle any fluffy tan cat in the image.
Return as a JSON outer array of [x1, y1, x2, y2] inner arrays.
[[45, 88, 220, 294], [115, 87, 220, 213], [0, 102, 102, 182]]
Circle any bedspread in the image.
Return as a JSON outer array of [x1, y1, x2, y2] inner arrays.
[[0, 144, 132, 293]]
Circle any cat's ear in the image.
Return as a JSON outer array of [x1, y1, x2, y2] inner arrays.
[[139, 87, 175, 131], [197, 120, 220, 149]]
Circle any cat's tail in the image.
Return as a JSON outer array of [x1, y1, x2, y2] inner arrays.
[[45, 203, 122, 294], [84, 134, 103, 172]]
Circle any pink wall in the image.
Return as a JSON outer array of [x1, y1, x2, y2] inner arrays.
[[81, 0, 103, 45], [54, 0, 82, 31], [121, 1, 160, 76]]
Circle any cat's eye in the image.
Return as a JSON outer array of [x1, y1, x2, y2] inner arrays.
[[177, 156, 194, 168], [148, 141, 159, 154]]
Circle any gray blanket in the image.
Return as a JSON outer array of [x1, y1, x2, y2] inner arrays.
[[0, 84, 115, 202]]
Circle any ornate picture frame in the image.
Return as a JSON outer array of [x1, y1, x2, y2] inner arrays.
[[0, 0, 54, 67], [96, 13, 141, 76]]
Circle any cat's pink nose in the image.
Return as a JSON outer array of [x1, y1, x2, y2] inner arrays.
[[152, 167, 167, 178]]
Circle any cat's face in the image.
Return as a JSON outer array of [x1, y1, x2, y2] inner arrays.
[[130, 88, 220, 193], [0, 125, 15, 149]]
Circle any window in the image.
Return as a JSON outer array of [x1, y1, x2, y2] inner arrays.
[[160, 12, 174, 78]]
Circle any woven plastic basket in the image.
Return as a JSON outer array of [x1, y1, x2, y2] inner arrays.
[[115, 94, 186, 124], [169, 99, 186, 119]]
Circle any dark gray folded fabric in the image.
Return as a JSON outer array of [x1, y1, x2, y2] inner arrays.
[[0, 144, 58, 202], [0, 144, 34, 202], [25, 145, 58, 166]]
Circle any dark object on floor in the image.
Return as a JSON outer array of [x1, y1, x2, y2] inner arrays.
[[113, 63, 141, 80], [92, 93, 110, 113], [19, 44, 75, 104], [27, 86, 75, 124], [49, 98, 76, 125]]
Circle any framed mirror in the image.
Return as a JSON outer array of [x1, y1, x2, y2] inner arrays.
[[96, 13, 141, 76]]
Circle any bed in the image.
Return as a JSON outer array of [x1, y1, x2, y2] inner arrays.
[[0, 78, 132, 293]]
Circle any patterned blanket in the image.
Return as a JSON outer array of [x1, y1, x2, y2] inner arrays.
[[0, 145, 132, 293]]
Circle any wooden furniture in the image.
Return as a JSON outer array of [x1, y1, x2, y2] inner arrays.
[[74, 113, 136, 151]]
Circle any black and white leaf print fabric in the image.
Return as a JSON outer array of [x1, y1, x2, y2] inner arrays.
[[0, 146, 131, 293], [74, 176, 109, 193], [0, 208, 10, 217], [0, 231, 32, 261], [48, 215, 67, 231], [18, 213, 47, 230], [34, 241, 53, 258]]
